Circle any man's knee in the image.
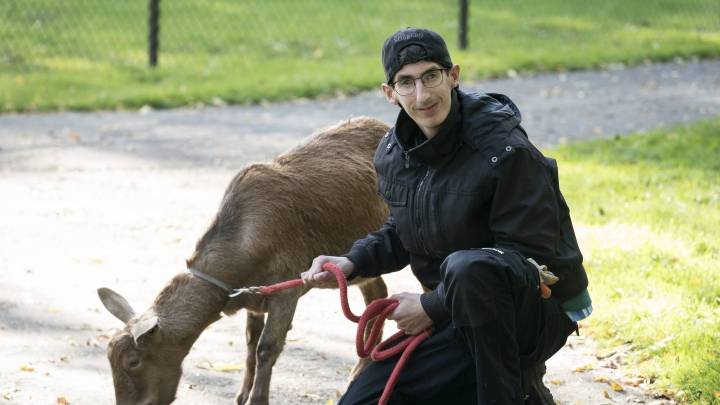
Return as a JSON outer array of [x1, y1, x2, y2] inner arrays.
[[440, 249, 512, 326], [442, 249, 508, 288]]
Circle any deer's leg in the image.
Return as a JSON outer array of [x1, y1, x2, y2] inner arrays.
[[241, 291, 301, 405], [237, 311, 265, 405], [349, 276, 389, 382]]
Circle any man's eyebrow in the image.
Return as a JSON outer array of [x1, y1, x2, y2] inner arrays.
[[395, 67, 442, 81]]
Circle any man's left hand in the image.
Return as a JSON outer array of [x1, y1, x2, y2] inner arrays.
[[387, 292, 434, 335]]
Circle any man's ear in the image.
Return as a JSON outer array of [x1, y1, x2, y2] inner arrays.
[[448, 64, 461, 88], [381, 83, 399, 106]]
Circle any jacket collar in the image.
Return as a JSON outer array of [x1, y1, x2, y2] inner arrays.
[[456, 91, 522, 149], [394, 89, 463, 165]]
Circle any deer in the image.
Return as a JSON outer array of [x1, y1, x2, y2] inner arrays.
[[97, 117, 391, 405]]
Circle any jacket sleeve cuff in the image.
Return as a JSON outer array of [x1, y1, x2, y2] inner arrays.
[[342, 245, 373, 280], [420, 288, 451, 325]]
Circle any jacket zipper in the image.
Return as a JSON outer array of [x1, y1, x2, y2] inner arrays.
[[404, 149, 431, 255], [415, 169, 431, 255]]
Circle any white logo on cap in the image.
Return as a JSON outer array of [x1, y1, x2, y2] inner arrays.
[[393, 32, 425, 42]]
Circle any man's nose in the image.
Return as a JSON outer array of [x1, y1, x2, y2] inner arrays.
[[415, 79, 428, 101]]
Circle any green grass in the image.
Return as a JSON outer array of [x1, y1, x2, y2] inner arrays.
[[2, 0, 720, 112], [551, 120, 720, 404]]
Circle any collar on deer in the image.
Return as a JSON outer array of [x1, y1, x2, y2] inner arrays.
[[187, 267, 249, 297]]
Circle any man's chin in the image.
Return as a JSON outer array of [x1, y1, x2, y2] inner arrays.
[[420, 115, 445, 126]]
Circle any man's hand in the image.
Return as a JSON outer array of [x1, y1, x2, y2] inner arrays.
[[300, 255, 354, 287], [387, 292, 434, 336]]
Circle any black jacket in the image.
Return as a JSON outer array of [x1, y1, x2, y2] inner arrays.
[[345, 89, 588, 324]]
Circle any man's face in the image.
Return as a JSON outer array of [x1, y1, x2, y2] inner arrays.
[[382, 60, 460, 139]]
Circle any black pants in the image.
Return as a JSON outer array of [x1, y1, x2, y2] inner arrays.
[[340, 249, 577, 405]]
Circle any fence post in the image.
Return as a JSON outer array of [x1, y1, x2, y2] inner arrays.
[[148, 0, 160, 67], [459, 0, 468, 50]]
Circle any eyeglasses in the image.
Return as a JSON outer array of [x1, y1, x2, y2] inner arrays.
[[390, 68, 448, 96]]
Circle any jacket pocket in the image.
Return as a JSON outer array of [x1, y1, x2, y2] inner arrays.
[[379, 178, 408, 207], [427, 188, 492, 253]]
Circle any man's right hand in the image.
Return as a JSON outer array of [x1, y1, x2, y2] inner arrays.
[[300, 255, 355, 287]]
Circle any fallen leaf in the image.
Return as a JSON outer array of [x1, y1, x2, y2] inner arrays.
[[195, 361, 212, 370], [57, 396, 70, 404], [213, 363, 244, 372], [196, 361, 244, 372], [573, 363, 594, 372], [653, 388, 675, 399], [714, 391, 720, 399], [326, 400, 334, 405], [594, 376, 625, 392], [603, 389, 610, 398], [68, 132, 82, 142], [620, 378, 643, 387], [600, 358, 619, 369], [300, 392, 323, 400], [20, 364, 35, 372], [595, 349, 617, 360], [549, 379, 565, 385], [610, 380, 624, 392]]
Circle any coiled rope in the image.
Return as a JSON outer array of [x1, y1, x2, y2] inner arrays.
[[250, 262, 430, 405]]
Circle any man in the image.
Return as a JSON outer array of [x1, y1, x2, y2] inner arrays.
[[301, 27, 592, 405]]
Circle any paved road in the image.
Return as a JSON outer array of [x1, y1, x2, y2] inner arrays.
[[0, 59, 717, 405], [1, 59, 718, 171]]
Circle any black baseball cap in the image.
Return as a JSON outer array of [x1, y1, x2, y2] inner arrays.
[[382, 27, 453, 83]]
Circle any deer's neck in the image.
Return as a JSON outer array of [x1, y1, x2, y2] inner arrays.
[[152, 273, 228, 345]]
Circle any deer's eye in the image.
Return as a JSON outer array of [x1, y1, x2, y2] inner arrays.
[[124, 355, 142, 371]]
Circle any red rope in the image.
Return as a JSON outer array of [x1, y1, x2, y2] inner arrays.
[[254, 262, 430, 405]]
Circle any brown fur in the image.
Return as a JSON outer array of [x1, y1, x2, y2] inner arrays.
[[98, 117, 391, 405]]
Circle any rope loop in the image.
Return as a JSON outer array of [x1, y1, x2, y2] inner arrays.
[[256, 262, 430, 405]]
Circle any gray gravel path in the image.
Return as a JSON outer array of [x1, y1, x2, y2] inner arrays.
[[0, 59, 718, 405]]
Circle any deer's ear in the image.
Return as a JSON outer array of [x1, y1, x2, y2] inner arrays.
[[130, 314, 159, 345], [97, 287, 136, 323]]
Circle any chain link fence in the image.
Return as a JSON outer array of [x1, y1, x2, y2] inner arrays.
[[1, 0, 718, 111], [1, 1, 467, 73], [4, 0, 718, 75]]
